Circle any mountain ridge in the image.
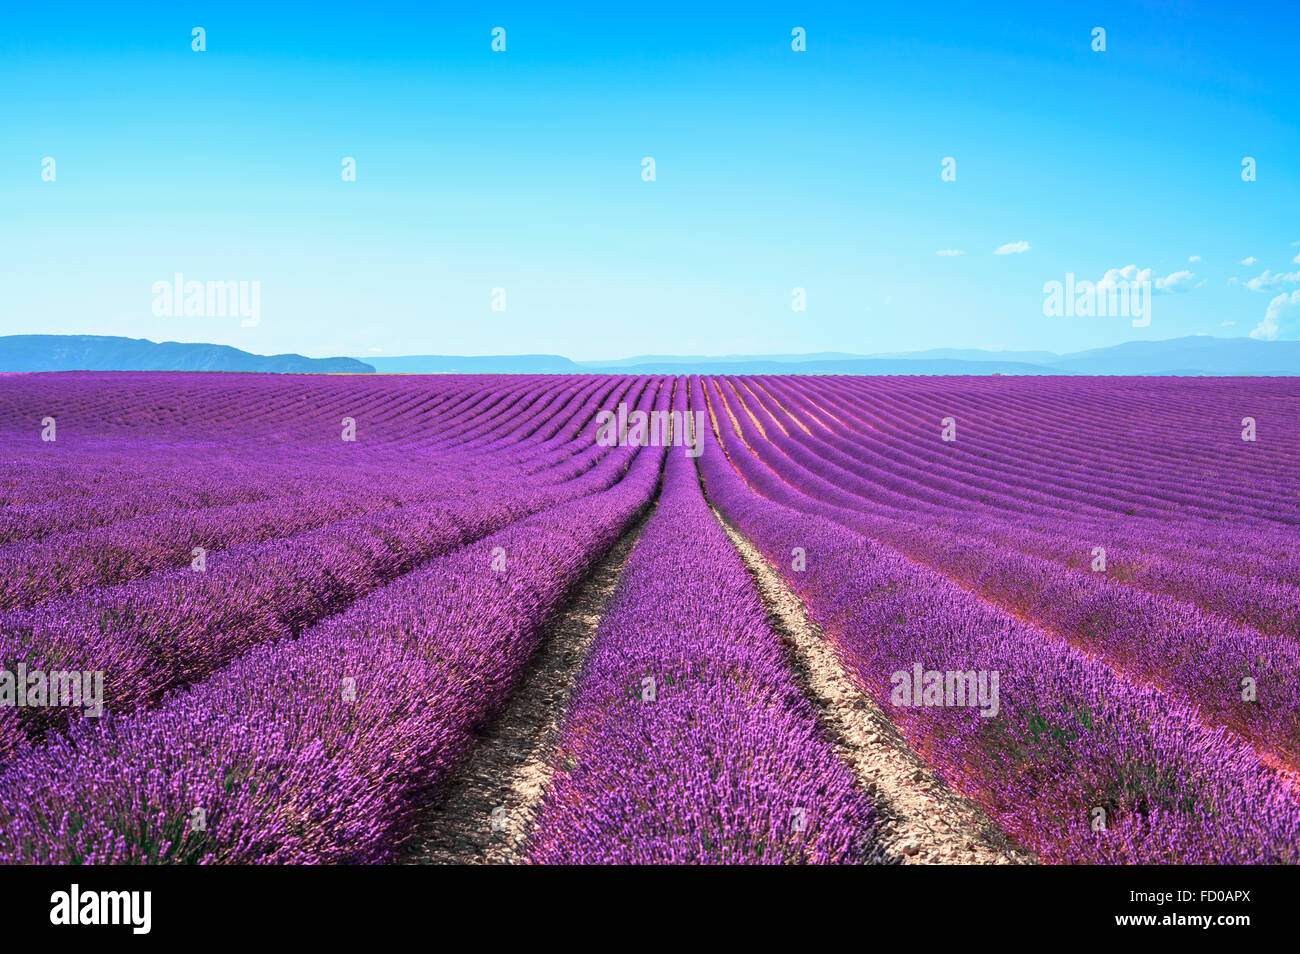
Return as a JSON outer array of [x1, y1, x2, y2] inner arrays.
[[0, 335, 374, 374], [3, 334, 1298, 376]]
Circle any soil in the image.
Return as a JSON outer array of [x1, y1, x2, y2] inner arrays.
[[403, 504, 655, 865], [712, 506, 1035, 866]]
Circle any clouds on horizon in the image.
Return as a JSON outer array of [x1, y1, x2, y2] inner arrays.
[[1097, 265, 1196, 294], [1251, 290, 1300, 340], [1234, 269, 1300, 292]]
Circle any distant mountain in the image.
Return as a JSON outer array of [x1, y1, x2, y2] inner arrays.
[[583, 338, 1299, 375], [579, 357, 1064, 375], [5, 333, 1298, 376], [1042, 337, 1300, 375], [357, 351, 1056, 375], [365, 354, 581, 373], [587, 351, 870, 367], [869, 347, 1064, 365], [0, 335, 374, 373]]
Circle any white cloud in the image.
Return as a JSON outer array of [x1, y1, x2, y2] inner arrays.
[[1096, 264, 1196, 294], [1294, 251, 1300, 264], [1155, 270, 1196, 292], [1221, 320, 1236, 327], [935, 249, 964, 256], [1188, 255, 1201, 262], [1243, 269, 1300, 292], [1251, 289, 1300, 340], [1240, 256, 1256, 265], [994, 241, 1030, 255]]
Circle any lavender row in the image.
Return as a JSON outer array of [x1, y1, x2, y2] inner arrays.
[[741, 376, 1300, 625], [768, 375, 1295, 529], [764, 375, 1289, 529], [0, 480, 452, 610], [0, 376, 642, 607], [0, 408, 666, 863], [0, 379, 666, 757], [706, 378, 1300, 764], [899, 510, 1300, 639], [528, 388, 875, 864], [764, 377, 1300, 627], [694, 378, 1300, 863], [803, 375, 1299, 525]]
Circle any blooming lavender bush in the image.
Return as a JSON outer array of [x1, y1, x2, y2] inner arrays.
[[528, 385, 877, 864]]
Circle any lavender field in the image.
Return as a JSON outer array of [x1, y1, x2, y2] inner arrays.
[[0, 371, 1297, 865]]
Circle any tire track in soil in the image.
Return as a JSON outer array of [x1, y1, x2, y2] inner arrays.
[[403, 502, 657, 865], [710, 506, 1035, 866]]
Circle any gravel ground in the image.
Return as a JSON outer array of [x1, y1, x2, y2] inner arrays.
[[402, 492, 1032, 866], [713, 507, 1035, 866], [403, 503, 656, 865]]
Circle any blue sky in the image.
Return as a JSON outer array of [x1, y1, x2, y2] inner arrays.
[[2, 1, 1298, 359]]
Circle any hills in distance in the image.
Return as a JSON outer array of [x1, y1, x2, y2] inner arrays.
[[3, 334, 1298, 376]]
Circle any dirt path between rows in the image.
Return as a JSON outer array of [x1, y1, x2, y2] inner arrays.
[[711, 507, 1034, 866], [403, 503, 655, 865]]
